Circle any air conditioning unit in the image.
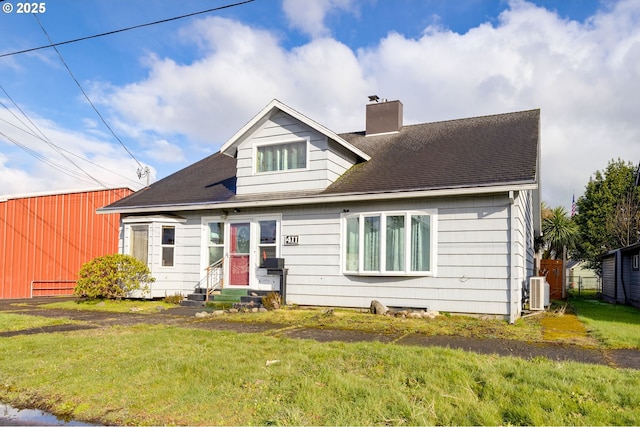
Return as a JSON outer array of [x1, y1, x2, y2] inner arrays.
[[529, 276, 548, 311]]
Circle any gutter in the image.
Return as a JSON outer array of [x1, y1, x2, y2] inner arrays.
[[98, 182, 538, 215]]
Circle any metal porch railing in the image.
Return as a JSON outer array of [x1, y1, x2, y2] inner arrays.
[[195, 258, 224, 302]]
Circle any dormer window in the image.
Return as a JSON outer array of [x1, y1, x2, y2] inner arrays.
[[256, 140, 307, 173]]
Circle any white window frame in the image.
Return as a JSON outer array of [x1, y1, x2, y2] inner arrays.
[[201, 214, 282, 287], [253, 136, 310, 175], [342, 210, 437, 276], [202, 216, 226, 270], [122, 216, 186, 271], [160, 225, 176, 268]]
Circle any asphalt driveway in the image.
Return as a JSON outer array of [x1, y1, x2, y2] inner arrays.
[[1, 298, 639, 370]]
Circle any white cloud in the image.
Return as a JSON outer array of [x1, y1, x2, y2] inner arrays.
[[93, 0, 640, 210], [355, 0, 640, 208], [0, 105, 146, 194], [102, 16, 373, 144], [144, 139, 186, 163], [282, 0, 358, 38]]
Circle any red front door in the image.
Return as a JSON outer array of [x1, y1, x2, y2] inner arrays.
[[229, 223, 250, 286]]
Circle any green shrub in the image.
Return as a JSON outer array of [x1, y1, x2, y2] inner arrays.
[[75, 254, 155, 299]]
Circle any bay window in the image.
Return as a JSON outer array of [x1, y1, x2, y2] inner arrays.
[[344, 211, 435, 275]]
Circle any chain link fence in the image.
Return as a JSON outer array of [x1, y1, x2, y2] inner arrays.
[[568, 275, 600, 296]]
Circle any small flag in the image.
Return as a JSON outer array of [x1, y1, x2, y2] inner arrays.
[[571, 194, 576, 217]]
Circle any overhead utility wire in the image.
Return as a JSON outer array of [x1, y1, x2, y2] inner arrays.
[[1, 84, 139, 186], [34, 14, 143, 170], [1, 84, 51, 142], [0, 130, 108, 186], [0, 116, 142, 187], [0, 0, 255, 58], [0, 81, 108, 188]]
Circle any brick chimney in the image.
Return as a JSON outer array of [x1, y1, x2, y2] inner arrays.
[[366, 98, 403, 136]]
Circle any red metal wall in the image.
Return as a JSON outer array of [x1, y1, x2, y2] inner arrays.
[[0, 188, 133, 299]]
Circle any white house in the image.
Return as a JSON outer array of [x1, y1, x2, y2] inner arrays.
[[99, 98, 541, 322]]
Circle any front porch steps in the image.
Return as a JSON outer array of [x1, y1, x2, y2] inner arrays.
[[181, 288, 273, 308]]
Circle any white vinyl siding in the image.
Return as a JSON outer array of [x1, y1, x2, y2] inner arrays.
[[119, 191, 535, 318], [235, 112, 358, 195], [279, 195, 517, 316], [121, 216, 194, 298]]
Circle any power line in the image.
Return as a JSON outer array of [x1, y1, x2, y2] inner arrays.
[[0, 117, 142, 187], [0, 82, 108, 188], [0, 0, 255, 59], [34, 14, 144, 171], [1, 84, 141, 186], [0, 130, 109, 187]]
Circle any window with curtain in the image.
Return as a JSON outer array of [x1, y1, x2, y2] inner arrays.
[[345, 217, 359, 271], [130, 225, 149, 266], [363, 216, 380, 271], [344, 211, 434, 275], [411, 215, 430, 272], [257, 140, 307, 173], [386, 215, 405, 271]]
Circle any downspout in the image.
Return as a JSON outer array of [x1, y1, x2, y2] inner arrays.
[[508, 191, 518, 324], [620, 251, 628, 304]]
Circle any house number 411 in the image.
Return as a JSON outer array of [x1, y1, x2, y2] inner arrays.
[[283, 235, 299, 246]]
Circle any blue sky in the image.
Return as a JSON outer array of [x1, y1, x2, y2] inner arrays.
[[1, 0, 638, 210]]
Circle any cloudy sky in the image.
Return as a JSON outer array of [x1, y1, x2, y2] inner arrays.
[[1, 0, 639, 210]]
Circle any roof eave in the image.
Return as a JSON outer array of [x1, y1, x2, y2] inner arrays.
[[98, 181, 538, 215], [219, 99, 370, 161]]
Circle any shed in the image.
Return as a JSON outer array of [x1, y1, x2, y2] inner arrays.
[[601, 242, 640, 308], [0, 187, 133, 298]]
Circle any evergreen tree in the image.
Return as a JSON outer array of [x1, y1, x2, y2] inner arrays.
[[573, 159, 639, 272]]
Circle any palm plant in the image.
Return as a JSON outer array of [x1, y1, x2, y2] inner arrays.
[[541, 206, 579, 259]]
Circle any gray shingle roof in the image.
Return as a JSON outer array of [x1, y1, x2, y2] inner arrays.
[[106, 152, 237, 209], [104, 109, 539, 210], [328, 109, 539, 194]]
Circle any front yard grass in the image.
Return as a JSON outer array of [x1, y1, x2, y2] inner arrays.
[[569, 292, 640, 349], [226, 306, 545, 341], [43, 298, 176, 314], [0, 313, 77, 332], [1, 323, 639, 426]]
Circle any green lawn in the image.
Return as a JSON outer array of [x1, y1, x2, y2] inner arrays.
[[0, 313, 76, 332], [569, 292, 640, 349], [43, 298, 176, 313], [1, 323, 639, 426], [44, 298, 546, 342]]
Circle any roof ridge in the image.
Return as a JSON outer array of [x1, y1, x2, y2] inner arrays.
[[339, 108, 540, 135]]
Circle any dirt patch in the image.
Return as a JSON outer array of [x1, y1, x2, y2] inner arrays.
[[540, 313, 601, 347]]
